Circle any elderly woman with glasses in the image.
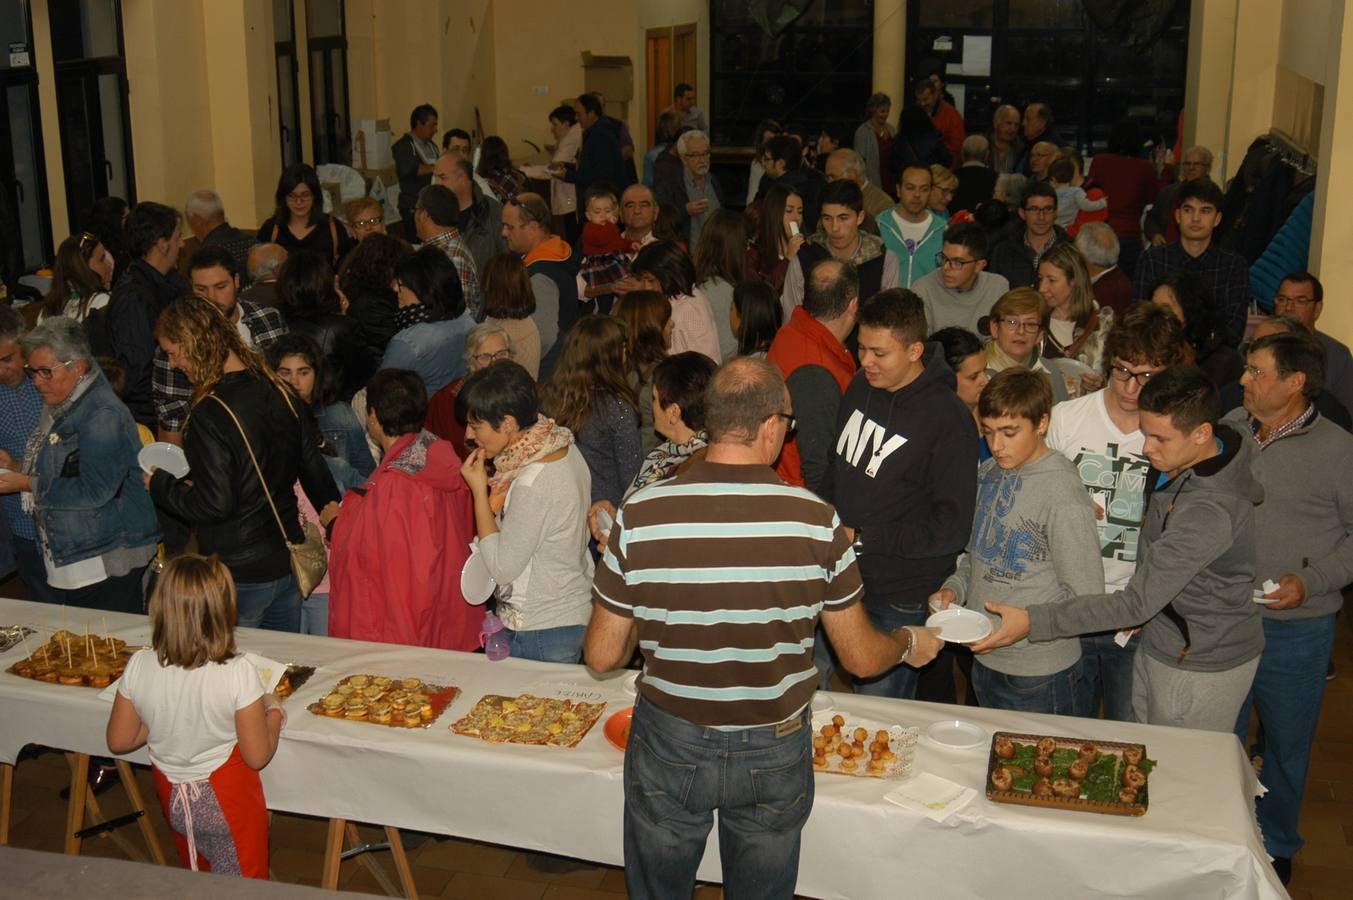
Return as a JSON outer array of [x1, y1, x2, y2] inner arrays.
[[257, 164, 357, 264], [425, 322, 516, 460], [983, 287, 1074, 403], [0, 318, 159, 612]]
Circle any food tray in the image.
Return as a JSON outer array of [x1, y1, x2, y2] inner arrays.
[[811, 712, 918, 779], [307, 674, 458, 728], [451, 693, 607, 748], [7, 630, 138, 688], [0, 625, 36, 655], [984, 731, 1156, 817], [274, 665, 316, 699]]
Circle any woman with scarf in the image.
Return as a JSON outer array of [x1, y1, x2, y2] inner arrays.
[[458, 360, 594, 663], [0, 317, 158, 612], [586, 351, 716, 545]]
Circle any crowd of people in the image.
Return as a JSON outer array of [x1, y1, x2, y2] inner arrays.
[[0, 78, 1345, 895]]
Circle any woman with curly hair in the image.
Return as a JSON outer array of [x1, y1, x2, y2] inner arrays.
[[540, 315, 641, 509], [612, 290, 672, 454], [147, 298, 341, 632], [336, 232, 412, 360]]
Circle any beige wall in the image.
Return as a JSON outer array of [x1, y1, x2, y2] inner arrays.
[[1309, 3, 1353, 348]]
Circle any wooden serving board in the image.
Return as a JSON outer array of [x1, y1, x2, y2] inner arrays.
[[984, 731, 1154, 817]]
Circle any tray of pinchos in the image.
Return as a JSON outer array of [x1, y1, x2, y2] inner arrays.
[[985, 731, 1156, 816], [7, 629, 138, 688], [308, 673, 458, 728], [812, 712, 917, 778], [451, 693, 607, 748]]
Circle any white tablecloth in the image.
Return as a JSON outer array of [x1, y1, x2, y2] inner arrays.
[[0, 598, 1285, 899]]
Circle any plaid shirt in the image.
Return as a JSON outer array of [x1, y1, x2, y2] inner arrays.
[[423, 230, 482, 320], [154, 301, 288, 432], [0, 378, 42, 540], [1249, 404, 1317, 449], [1132, 240, 1252, 346], [580, 251, 631, 289]]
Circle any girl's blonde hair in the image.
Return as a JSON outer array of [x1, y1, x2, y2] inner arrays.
[[154, 297, 291, 406], [149, 554, 239, 669]]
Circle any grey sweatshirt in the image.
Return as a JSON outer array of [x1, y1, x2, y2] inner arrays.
[[1223, 408, 1353, 621], [944, 451, 1103, 676], [914, 269, 1011, 336], [1029, 423, 1266, 672]]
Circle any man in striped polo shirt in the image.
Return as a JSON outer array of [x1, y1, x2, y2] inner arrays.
[[586, 358, 941, 900]]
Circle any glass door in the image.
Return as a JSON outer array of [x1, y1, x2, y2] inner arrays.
[[0, 0, 53, 282], [306, 0, 350, 165], [49, 0, 135, 228], [274, 0, 302, 168]]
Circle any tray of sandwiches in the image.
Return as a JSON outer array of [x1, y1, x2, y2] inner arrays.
[[308, 673, 458, 728], [985, 731, 1156, 816], [7, 629, 138, 688]]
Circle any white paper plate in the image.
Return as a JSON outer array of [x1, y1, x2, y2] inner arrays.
[[460, 549, 495, 605], [925, 607, 993, 644], [138, 442, 189, 478], [1252, 590, 1280, 605], [924, 719, 987, 750]]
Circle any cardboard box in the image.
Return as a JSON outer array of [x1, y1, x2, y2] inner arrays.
[[352, 117, 394, 170]]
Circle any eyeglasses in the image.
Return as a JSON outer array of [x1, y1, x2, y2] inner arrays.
[[471, 348, 512, 367], [1242, 364, 1275, 379], [682, 150, 711, 159], [1022, 205, 1056, 216], [352, 216, 384, 228], [998, 318, 1041, 334], [1108, 365, 1157, 386], [770, 411, 798, 435], [286, 190, 314, 203], [935, 252, 977, 269], [1274, 293, 1317, 308], [26, 360, 75, 380]]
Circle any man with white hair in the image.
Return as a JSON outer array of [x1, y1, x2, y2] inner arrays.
[[655, 129, 722, 247], [240, 243, 286, 308], [184, 189, 258, 283], [1144, 145, 1215, 246], [952, 134, 997, 214], [824, 148, 893, 219], [1075, 222, 1131, 317]]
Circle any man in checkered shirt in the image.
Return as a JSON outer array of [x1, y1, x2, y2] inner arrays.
[[1132, 179, 1251, 346], [153, 245, 287, 440]]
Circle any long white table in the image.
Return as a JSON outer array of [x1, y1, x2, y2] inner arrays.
[[0, 597, 1286, 899]]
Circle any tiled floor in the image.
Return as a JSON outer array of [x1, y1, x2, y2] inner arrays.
[[3, 573, 1350, 898]]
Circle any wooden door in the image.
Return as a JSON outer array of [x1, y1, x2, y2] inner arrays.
[[673, 24, 697, 97], [646, 30, 671, 145]]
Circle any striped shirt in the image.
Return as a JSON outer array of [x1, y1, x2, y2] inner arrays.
[[593, 461, 862, 727]]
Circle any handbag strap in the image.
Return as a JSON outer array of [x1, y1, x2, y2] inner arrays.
[[208, 393, 293, 547]]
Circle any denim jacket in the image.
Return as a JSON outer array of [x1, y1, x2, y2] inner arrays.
[[380, 311, 473, 396], [316, 401, 376, 492], [33, 372, 160, 567]]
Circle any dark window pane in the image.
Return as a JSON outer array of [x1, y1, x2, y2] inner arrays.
[[913, 0, 993, 28], [1008, 0, 1082, 29]]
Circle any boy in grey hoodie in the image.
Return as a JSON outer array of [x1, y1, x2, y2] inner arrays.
[[974, 365, 1265, 732], [932, 368, 1103, 715]]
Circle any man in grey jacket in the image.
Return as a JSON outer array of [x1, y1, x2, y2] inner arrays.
[[974, 365, 1265, 732], [1227, 331, 1353, 885]]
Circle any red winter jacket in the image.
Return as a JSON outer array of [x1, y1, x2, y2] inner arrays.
[[767, 307, 856, 488], [329, 431, 481, 650]]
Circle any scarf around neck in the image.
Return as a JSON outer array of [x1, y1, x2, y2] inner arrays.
[[486, 415, 574, 514]]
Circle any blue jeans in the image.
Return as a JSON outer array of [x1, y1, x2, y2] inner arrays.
[[12, 537, 59, 604], [972, 659, 1089, 717], [235, 574, 302, 633], [851, 595, 928, 700], [623, 697, 812, 900], [1078, 630, 1139, 721], [1234, 614, 1336, 858], [504, 624, 586, 663], [301, 592, 329, 636]]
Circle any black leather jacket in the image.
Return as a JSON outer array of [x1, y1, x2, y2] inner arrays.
[[150, 370, 340, 582], [286, 312, 376, 401]]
